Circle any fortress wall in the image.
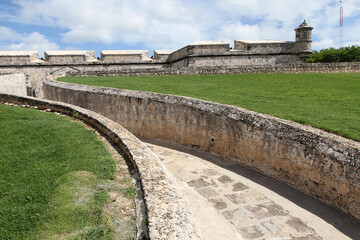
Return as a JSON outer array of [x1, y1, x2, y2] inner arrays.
[[186, 54, 303, 67], [234, 41, 297, 54], [43, 79, 360, 221], [0, 93, 201, 240]]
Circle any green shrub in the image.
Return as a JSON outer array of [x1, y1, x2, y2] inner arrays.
[[306, 45, 360, 63]]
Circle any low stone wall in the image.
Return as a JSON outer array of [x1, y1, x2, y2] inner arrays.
[[67, 62, 360, 77], [0, 93, 200, 240], [43, 79, 360, 221]]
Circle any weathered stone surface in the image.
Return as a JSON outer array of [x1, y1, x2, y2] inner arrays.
[[188, 178, 211, 188], [244, 202, 289, 219], [208, 198, 227, 210], [218, 175, 234, 183], [232, 182, 249, 192], [147, 140, 360, 239]]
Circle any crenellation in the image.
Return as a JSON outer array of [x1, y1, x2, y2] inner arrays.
[[0, 51, 42, 65], [153, 50, 174, 62], [101, 50, 151, 63], [44, 50, 97, 64]]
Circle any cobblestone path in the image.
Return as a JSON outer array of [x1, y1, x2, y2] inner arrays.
[[145, 140, 360, 240]]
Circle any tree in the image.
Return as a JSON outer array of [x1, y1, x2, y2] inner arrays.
[[306, 45, 360, 63]]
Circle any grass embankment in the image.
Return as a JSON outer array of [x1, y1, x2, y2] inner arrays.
[[0, 105, 136, 240], [59, 73, 360, 141]]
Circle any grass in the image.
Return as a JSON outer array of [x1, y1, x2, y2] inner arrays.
[[0, 104, 131, 239], [58, 73, 360, 141]]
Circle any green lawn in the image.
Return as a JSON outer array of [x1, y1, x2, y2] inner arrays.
[[59, 73, 360, 141], [0, 105, 134, 239]]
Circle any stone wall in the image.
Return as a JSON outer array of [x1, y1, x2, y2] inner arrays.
[[0, 73, 27, 96], [43, 79, 360, 221], [64, 62, 360, 77], [0, 93, 201, 240]]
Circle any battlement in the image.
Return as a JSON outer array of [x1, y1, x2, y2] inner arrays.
[[0, 39, 309, 66], [0, 21, 313, 67]]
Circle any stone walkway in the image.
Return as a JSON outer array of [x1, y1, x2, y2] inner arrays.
[[144, 140, 360, 240]]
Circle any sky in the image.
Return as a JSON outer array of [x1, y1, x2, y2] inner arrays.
[[0, 0, 359, 57]]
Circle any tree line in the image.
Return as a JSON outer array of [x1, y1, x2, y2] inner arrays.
[[306, 45, 360, 63]]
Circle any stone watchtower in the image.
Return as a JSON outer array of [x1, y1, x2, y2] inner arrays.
[[295, 20, 313, 60]]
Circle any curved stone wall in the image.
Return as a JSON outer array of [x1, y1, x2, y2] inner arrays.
[[0, 93, 201, 240], [43, 78, 360, 221]]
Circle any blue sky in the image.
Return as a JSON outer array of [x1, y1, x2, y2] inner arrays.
[[0, 0, 359, 57]]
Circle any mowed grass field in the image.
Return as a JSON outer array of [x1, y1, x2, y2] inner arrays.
[[0, 105, 135, 240], [59, 73, 360, 141]]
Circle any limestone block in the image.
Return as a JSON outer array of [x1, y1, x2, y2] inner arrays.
[[336, 183, 350, 195]]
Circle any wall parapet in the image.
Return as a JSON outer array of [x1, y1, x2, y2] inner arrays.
[[44, 50, 97, 64], [43, 79, 360, 221], [101, 50, 151, 63], [0, 93, 201, 240], [0, 51, 43, 65]]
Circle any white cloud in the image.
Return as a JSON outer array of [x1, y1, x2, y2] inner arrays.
[[313, 38, 336, 50], [218, 22, 261, 42], [0, 26, 21, 41], [10, 0, 150, 44], [6, 0, 210, 49], [0, 27, 59, 57], [144, 0, 196, 23], [7, 32, 59, 52], [1, 0, 359, 51]]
